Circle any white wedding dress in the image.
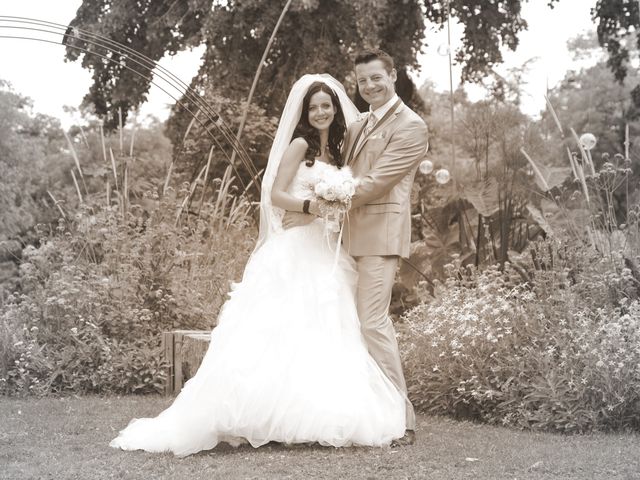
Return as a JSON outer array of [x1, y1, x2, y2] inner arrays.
[[109, 161, 406, 457]]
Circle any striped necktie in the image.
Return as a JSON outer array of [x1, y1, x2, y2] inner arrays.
[[363, 113, 377, 137], [353, 113, 377, 155]]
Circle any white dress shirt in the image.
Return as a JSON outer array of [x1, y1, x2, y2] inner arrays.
[[368, 93, 400, 125]]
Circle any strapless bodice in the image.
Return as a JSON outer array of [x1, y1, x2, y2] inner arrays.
[[287, 160, 339, 200]]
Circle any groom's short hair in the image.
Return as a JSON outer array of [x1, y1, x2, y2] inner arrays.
[[354, 49, 395, 74]]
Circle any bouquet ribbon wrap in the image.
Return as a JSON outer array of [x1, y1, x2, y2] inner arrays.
[[313, 168, 357, 275]]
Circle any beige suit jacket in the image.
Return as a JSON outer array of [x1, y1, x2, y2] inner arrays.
[[343, 102, 428, 258]]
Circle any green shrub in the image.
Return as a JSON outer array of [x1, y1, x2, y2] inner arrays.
[[401, 238, 640, 433], [0, 184, 256, 396]]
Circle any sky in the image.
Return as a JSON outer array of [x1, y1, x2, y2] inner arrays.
[[0, 1, 597, 127]]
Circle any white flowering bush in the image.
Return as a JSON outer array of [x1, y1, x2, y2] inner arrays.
[[0, 185, 256, 396], [401, 238, 640, 432]]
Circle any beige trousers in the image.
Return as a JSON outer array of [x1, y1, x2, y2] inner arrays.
[[353, 255, 416, 431]]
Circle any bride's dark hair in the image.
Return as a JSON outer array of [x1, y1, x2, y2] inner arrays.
[[291, 81, 346, 168]]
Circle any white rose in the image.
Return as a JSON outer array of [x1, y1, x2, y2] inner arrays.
[[324, 187, 338, 201], [314, 182, 329, 197]]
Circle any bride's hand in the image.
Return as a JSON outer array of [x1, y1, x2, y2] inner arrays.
[[282, 211, 316, 229]]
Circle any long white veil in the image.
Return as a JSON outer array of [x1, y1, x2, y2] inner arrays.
[[253, 73, 359, 253]]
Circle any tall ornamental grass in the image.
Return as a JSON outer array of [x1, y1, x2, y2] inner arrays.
[[1, 115, 257, 395]]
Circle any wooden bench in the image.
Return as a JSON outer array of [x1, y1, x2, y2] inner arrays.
[[162, 330, 212, 395]]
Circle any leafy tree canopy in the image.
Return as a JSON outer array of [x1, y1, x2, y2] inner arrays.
[[542, 31, 640, 158], [592, 0, 640, 108], [64, 0, 547, 128], [0, 81, 66, 240]]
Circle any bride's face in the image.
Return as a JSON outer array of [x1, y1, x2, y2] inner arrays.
[[307, 91, 337, 132]]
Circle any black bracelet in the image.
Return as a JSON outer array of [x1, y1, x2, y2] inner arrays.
[[302, 199, 311, 214]]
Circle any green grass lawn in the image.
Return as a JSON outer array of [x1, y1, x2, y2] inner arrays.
[[1, 395, 639, 480]]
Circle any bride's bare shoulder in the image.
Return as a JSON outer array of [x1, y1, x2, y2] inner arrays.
[[279, 137, 308, 167], [289, 137, 308, 150], [283, 137, 309, 160]]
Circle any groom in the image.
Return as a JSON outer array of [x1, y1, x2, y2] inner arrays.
[[284, 49, 428, 445]]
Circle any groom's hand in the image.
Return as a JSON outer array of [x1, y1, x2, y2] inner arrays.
[[282, 211, 315, 229]]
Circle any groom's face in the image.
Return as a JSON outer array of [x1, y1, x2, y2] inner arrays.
[[355, 59, 397, 110]]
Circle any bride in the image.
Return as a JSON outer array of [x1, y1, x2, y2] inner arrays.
[[109, 74, 406, 457]]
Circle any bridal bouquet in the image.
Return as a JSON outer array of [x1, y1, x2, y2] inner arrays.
[[313, 166, 358, 232]]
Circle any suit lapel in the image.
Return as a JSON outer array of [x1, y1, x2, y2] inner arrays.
[[349, 101, 404, 163], [346, 116, 369, 166]]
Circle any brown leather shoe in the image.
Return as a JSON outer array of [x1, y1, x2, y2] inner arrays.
[[390, 429, 415, 447]]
